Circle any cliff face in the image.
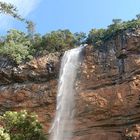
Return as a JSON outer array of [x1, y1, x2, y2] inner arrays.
[[0, 53, 61, 132], [1, 28, 140, 140], [75, 28, 140, 140]]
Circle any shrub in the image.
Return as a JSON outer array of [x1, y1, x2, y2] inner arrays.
[[0, 127, 10, 140], [0, 110, 47, 140]]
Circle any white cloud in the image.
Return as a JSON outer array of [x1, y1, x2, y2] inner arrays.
[[0, 0, 41, 30]]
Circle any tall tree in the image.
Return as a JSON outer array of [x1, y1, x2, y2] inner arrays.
[[26, 20, 36, 38], [0, 1, 23, 21]]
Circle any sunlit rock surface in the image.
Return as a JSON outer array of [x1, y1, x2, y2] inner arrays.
[[0, 52, 60, 132], [75, 28, 140, 140], [1, 28, 140, 139]]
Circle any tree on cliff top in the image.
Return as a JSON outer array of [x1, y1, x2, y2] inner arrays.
[[26, 20, 36, 39], [42, 29, 75, 52], [0, 29, 33, 64]]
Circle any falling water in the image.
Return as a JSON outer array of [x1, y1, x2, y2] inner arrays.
[[49, 46, 85, 140]]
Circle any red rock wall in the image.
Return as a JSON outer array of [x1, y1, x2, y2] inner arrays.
[[75, 29, 140, 140], [0, 53, 60, 133]]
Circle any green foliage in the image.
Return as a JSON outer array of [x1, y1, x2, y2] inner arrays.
[[26, 20, 36, 38], [0, 128, 10, 140], [0, 1, 23, 21], [86, 16, 140, 47], [74, 32, 86, 46], [41, 29, 75, 52], [87, 28, 105, 46], [1, 14, 140, 64], [0, 29, 33, 64], [0, 110, 47, 140], [28, 30, 87, 56], [30, 33, 44, 56], [0, 29, 84, 63]]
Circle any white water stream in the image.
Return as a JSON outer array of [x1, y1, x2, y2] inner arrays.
[[49, 46, 84, 140]]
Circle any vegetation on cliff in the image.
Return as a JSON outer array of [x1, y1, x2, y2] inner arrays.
[[0, 1, 140, 64], [0, 16, 140, 64], [0, 29, 87, 64], [0, 110, 47, 140], [0, 30, 33, 64], [87, 16, 140, 47]]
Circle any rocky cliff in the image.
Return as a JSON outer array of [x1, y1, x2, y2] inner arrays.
[[0, 52, 61, 133], [75, 28, 140, 140], [1, 28, 140, 140]]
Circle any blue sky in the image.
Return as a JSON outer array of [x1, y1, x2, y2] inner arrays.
[[0, 0, 140, 35]]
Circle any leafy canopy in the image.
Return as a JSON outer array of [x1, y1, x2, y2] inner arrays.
[[0, 110, 47, 140], [41, 29, 75, 52], [0, 29, 33, 64], [87, 15, 140, 47], [0, 1, 23, 21]]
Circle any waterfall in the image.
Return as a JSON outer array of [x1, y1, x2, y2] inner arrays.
[[49, 46, 85, 140]]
